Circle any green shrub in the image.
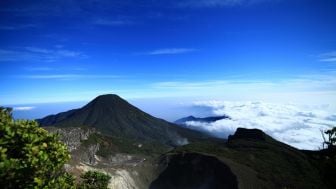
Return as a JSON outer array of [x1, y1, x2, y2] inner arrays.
[[79, 171, 111, 189], [323, 127, 336, 149], [0, 107, 75, 188]]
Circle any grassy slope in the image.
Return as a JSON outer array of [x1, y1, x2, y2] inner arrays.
[[167, 137, 324, 189]]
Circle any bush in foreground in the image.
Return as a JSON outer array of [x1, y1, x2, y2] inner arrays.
[[0, 107, 75, 188], [79, 171, 111, 189]]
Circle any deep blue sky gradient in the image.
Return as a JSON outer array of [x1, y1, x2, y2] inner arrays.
[[1, 0, 336, 106]]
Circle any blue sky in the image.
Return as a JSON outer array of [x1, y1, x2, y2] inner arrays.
[[1, 0, 336, 106]]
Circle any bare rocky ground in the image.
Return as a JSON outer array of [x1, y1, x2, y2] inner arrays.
[[45, 127, 158, 189]]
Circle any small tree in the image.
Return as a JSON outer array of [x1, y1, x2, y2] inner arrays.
[[80, 171, 111, 189], [322, 127, 336, 150], [0, 107, 75, 188]]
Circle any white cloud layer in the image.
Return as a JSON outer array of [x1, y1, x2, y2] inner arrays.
[[184, 101, 336, 150], [13, 106, 35, 111]]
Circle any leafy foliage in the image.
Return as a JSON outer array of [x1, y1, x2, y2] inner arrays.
[[323, 127, 336, 149], [0, 107, 75, 188], [79, 171, 111, 189]]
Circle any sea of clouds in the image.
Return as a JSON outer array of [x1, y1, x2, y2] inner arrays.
[[184, 101, 336, 150]]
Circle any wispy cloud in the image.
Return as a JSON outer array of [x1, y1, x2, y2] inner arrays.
[[152, 74, 336, 91], [178, 0, 274, 8], [142, 48, 197, 55], [319, 51, 336, 62], [13, 106, 35, 111], [24, 67, 87, 72], [93, 18, 131, 26], [16, 74, 120, 80], [25, 47, 83, 57], [0, 0, 277, 19], [0, 24, 37, 30], [24, 67, 54, 71], [0, 47, 86, 62]]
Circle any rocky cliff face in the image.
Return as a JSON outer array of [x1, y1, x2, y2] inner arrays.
[[45, 126, 156, 189], [109, 170, 138, 189], [45, 127, 96, 152], [45, 127, 101, 166]]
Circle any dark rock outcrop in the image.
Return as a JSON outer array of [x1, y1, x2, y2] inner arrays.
[[150, 153, 238, 189], [228, 128, 266, 141]]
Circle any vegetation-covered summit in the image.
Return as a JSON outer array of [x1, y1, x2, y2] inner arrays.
[[37, 94, 209, 146]]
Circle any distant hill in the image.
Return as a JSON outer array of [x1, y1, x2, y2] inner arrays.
[[174, 115, 230, 125], [37, 94, 210, 147], [151, 128, 326, 189]]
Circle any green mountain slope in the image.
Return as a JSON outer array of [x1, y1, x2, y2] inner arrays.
[[151, 128, 326, 189], [37, 94, 209, 146]]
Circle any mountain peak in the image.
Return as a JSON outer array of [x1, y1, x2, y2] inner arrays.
[[86, 94, 131, 110], [95, 94, 122, 99], [91, 94, 124, 103], [38, 94, 208, 146]]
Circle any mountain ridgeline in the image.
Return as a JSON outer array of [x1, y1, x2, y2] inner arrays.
[[36, 94, 336, 189], [37, 94, 209, 146], [174, 115, 230, 125]]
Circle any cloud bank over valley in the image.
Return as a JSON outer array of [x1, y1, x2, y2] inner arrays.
[[184, 101, 336, 150]]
